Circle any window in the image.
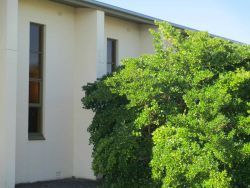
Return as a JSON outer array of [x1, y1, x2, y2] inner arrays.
[[28, 23, 45, 140], [107, 39, 117, 74]]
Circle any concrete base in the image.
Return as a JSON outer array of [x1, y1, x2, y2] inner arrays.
[[15, 178, 100, 188]]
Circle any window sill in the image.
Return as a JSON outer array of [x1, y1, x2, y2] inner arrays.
[[28, 133, 46, 141]]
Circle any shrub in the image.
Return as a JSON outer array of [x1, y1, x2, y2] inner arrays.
[[82, 22, 250, 187]]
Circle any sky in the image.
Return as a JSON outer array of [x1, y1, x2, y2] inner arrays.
[[99, 0, 250, 44]]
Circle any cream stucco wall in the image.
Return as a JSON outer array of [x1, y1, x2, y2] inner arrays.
[[16, 0, 75, 183], [140, 24, 155, 54], [105, 16, 154, 65], [105, 16, 141, 63], [15, 0, 155, 185], [0, 0, 18, 187], [73, 8, 105, 180]]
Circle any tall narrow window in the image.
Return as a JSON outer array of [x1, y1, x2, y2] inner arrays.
[[107, 39, 117, 74], [28, 23, 44, 140]]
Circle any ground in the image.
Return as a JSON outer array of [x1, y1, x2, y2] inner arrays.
[[15, 178, 100, 188]]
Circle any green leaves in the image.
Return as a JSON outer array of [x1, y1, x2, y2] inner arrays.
[[82, 22, 250, 187], [149, 23, 250, 188]]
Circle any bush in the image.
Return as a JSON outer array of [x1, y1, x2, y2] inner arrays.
[[82, 22, 250, 187]]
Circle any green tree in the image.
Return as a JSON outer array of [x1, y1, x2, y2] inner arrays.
[[82, 22, 250, 187]]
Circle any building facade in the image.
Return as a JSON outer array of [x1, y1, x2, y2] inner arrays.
[[0, 0, 156, 187], [0, 1, 239, 187]]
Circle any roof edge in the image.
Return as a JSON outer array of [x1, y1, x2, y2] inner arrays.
[[51, 0, 243, 44], [51, 0, 196, 30]]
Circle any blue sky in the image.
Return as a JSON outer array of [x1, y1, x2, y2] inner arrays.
[[99, 0, 250, 44]]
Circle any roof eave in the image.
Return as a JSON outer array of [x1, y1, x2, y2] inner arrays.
[[52, 0, 197, 29], [50, 0, 243, 44], [51, 0, 158, 24]]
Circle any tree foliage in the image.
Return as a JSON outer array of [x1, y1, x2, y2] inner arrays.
[[82, 22, 250, 187]]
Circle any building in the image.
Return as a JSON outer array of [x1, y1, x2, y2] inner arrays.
[[0, 0, 235, 187]]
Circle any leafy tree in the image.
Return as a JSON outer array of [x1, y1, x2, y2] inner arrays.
[[82, 22, 250, 187], [82, 74, 156, 187]]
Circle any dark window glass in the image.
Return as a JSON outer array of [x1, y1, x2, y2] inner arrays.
[[29, 53, 42, 78], [107, 39, 117, 74], [30, 24, 43, 52], [29, 81, 41, 104], [29, 107, 41, 133], [107, 40, 113, 63], [29, 23, 44, 138]]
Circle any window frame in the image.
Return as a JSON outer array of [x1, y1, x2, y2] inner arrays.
[[107, 38, 117, 74], [28, 22, 45, 141]]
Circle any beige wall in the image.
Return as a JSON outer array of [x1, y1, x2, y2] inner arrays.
[[15, 0, 155, 184], [16, 0, 75, 183], [105, 16, 154, 65], [0, 0, 18, 187], [140, 24, 155, 54], [105, 16, 141, 63], [73, 8, 105, 180]]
